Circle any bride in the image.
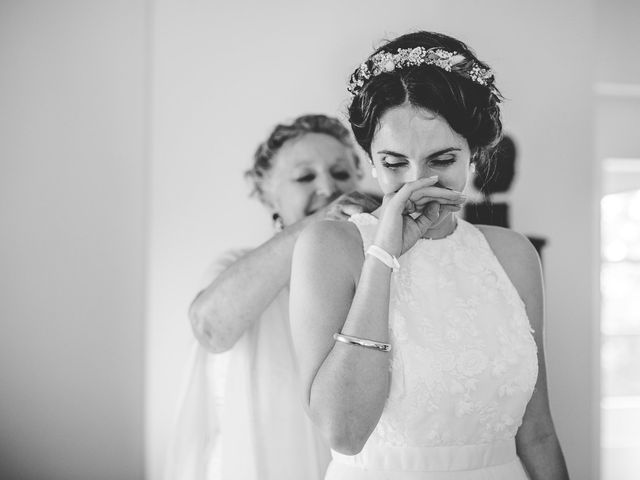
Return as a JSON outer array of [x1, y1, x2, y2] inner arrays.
[[290, 31, 569, 479]]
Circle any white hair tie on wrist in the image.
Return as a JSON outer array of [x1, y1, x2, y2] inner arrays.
[[366, 245, 400, 271]]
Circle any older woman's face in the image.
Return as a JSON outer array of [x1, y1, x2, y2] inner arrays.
[[263, 133, 362, 225], [370, 104, 471, 226]]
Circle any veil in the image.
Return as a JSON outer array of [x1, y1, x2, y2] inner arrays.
[[164, 250, 330, 480]]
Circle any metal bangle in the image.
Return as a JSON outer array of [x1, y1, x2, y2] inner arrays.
[[333, 332, 391, 352]]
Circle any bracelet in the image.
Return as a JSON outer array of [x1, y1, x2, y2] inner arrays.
[[333, 333, 392, 352], [365, 245, 400, 271]]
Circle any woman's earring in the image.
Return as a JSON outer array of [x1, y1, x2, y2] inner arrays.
[[470, 163, 477, 174], [272, 213, 284, 232], [371, 167, 378, 179]]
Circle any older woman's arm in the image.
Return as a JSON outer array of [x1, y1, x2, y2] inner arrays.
[[480, 226, 570, 480], [189, 220, 305, 353], [189, 192, 379, 353]]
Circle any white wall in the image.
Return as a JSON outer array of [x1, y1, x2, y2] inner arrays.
[[148, 1, 598, 479], [0, 2, 603, 479], [0, 1, 147, 479], [595, 0, 640, 161]]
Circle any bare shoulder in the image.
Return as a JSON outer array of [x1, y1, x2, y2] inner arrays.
[[294, 219, 365, 281], [297, 219, 364, 256], [475, 225, 540, 268], [475, 225, 543, 309]]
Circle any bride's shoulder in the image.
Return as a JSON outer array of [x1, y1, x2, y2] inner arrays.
[[473, 224, 542, 297], [474, 224, 537, 261], [297, 219, 363, 252], [294, 219, 364, 269]]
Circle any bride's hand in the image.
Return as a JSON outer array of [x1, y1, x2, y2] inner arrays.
[[373, 176, 466, 257]]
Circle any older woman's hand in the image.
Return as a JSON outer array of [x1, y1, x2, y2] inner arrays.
[[315, 192, 381, 222]]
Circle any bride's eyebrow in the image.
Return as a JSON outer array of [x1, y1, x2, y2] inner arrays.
[[427, 147, 460, 158], [377, 150, 407, 158], [376, 147, 461, 158]]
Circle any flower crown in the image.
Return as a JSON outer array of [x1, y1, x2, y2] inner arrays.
[[347, 46, 496, 97]]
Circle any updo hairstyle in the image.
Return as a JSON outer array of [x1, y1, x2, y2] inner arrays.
[[347, 31, 503, 167]]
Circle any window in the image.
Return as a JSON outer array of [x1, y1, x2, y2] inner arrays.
[[601, 158, 640, 479]]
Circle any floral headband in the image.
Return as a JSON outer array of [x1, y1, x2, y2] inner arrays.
[[347, 46, 497, 97]]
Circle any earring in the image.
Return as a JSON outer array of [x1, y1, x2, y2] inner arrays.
[[470, 163, 477, 173], [272, 213, 284, 232], [371, 167, 378, 178]]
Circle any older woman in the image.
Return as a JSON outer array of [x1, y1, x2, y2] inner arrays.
[[183, 114, 378, 480]]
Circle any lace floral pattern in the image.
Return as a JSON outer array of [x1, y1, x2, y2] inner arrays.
[[348, 214, 538, 448]]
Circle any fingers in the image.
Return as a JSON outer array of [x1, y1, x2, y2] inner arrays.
[[386, 177, 465, 219], [414, 202, 462, 220], [348, 192, 380, 212], [384, 175, 440, 210], [438, 204, 462, 215], [330, 192, 380, 213], [323, 204, 351, 220], [323, 191, 381, 220], [415, 203, 462, 230], [425, 202, 441, 222], [408, 186, 466, 206], [341, 203, 364, 217], [412, 201, 440, 234], [404, 193, 464, 217]]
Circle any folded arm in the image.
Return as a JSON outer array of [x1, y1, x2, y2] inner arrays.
[[290, 220, 393, 455]]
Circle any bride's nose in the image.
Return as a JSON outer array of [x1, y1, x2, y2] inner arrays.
[[405, 163, 432, 183]]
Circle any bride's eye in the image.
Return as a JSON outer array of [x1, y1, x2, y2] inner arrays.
[[431, 157, 456, 167]]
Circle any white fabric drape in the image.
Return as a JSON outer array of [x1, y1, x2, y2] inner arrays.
[[164, 250, 330, 480]]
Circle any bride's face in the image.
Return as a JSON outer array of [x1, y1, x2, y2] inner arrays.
[[370, 104, 472, 197]]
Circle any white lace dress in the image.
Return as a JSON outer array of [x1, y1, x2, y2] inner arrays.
[[325, 214, 538, 480]]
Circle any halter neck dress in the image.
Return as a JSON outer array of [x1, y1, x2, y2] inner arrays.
[[324, 213, 538, 480]]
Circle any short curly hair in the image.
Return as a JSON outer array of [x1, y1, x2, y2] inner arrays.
[[245, 114, 358, 204]]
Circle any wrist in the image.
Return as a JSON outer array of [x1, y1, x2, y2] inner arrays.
[[366, 245, 400, 271], [372, 234, 400, 257]]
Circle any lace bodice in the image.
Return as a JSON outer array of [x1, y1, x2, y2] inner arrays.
[[348, 213, 538, 449]]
